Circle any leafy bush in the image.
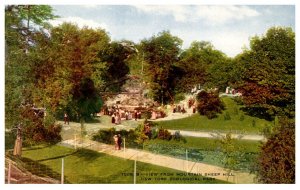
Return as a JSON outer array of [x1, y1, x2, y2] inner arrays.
[[92, 128, 116, 144], [92, 121, 177, 147], [157, 128, 172, 140], [196, 91, 225, 119], [92, 128, 141, 148], [21, 106, 62, 144]]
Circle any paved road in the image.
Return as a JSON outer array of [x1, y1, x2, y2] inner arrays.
[[59, 139, 257, 184]]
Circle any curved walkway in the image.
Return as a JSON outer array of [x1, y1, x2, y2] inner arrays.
[[59, 138, 257, 184]]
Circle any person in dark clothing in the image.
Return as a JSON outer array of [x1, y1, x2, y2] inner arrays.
[[64, 112, 69, 125], [134, 110, 138, 121], [112, 113, 116, 124], [117, 134, 122, 150]]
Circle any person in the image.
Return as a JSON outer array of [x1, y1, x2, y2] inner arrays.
[[118, 112, 122, 124], [128, 112, 132, 120], [226, 86, 230, 94], [181, 106, 186, 114], [111, 113, 116, 124], [115, 112, 120, 125], [134, 110, 138, 121], [192, 105, 196, 113], [177, 105, 181, 112], [117, 134, 122, 150], [64, 112, 69, 125], [113, 135, 118, 150], [125, 111, 129, 120], [151, 110, 156, 120]]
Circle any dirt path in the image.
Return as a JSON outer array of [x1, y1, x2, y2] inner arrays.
[[59, 138, 256, 184]]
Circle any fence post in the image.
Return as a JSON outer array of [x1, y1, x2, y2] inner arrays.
[[133, 159, 137, 184], [7, 160, 11, 184], [123, 137, 126, 158], [61, 158, 64, 184], [186, 149, 188, 173]]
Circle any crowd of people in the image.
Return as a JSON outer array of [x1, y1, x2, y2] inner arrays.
[[102, 105, 143, 124], [172, 104, 186, 114]]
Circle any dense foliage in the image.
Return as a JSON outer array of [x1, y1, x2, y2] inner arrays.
[[196, 91, 225, 119], [256, 118, 295, 183], [176, 41, 229, 92], [5, 5, 60, 144], [141, 31, 182, 104], [237, 27, 295, 120]]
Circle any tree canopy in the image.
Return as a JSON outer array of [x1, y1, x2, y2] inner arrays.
[[237, 27, 295, 120], [141, 31, 183, 104]]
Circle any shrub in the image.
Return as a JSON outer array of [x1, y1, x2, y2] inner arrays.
[[92, 128, 140, 147], [92, 128, 116, 144], [157, 128, 172, 140], [196, 91, 225, 119], [21, 106, 62, 144]]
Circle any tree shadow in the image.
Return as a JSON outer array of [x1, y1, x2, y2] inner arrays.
[[240, 107, 273, 121], [72, 148, 103, 161], [22, 144, 55, 152], [36, 151, 78, 162]]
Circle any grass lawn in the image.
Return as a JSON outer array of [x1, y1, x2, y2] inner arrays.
[[146, 136, 261, 153], [156, 97, 273, 134], [7, 144, 229, 184]]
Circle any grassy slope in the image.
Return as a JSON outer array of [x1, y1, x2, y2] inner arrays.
[[13, 144, 229, 184], [156, 97, 272, 134]]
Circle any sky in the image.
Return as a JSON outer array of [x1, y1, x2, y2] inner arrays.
[[49, 5, 295, 57]]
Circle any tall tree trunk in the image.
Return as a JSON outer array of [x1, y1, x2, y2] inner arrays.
[[13, 124, 22, 156]]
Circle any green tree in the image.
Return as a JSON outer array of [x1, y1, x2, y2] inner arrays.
[[5, 5, 58, 155], [237, 27, 295, 119], [31, 23, 110, 136], [141, 31, 183, 104], [100, 41, 136, 92], [176, 41, 227, 92]]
